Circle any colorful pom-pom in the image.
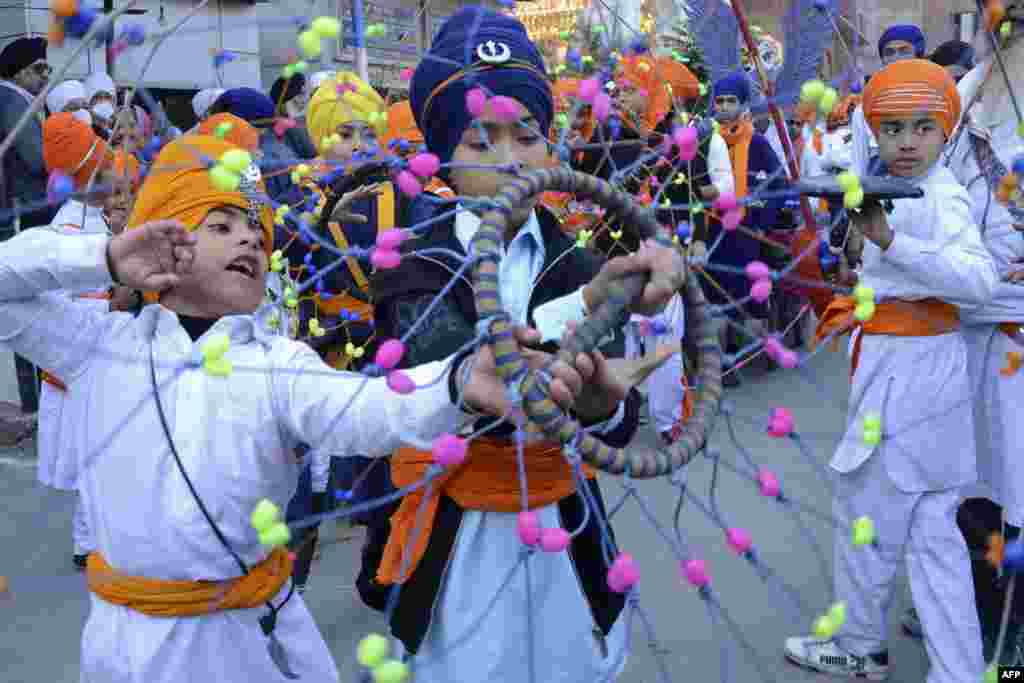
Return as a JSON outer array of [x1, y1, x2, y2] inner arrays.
[[683, 558, 710, 587], [408, 153, 440, 179], [540, 527, 571, 552], [767, 407, 793, 438], [517, 511, 541, 546], [371, 248, 401, 270], [726, 527, 753, 554], [386, 370, 415, 395], [431, 433, 467, 467]]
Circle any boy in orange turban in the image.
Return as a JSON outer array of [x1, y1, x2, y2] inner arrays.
[[0, 130, 603, 682], [785, 60, 996, 683]]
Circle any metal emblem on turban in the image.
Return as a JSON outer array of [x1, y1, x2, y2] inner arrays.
[[238, 163, 267, 227], [477, 40, 511, 64]]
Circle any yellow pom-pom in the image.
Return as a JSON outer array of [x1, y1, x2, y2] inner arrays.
[[250, 499, 281, 532], [220, 149, 252, 173], [837, 171, 860, 193], [800, 79, 826, 104], [1018, 121, 1024, 139], [372, 660, 410, 683], [853, 284, 875, 303], [357, 633, 390, 668], [852, 516, 876, 546], [203, 333, 230, 360], [854, 301, 875, 322], [209, 165, 240, 192], [610, 230, 622, 240], [576, 229, 592, 248], [843, 188, 864, 210], [285, 296, 298, 309], [258, 522, 291, 547], [863, 425, 882, 447], [828, 601, 847, 628], [298, 30, 322, 59], [819, 88, 838, 115], [813, 614, 836, 638], [311, 16, 340, 39]]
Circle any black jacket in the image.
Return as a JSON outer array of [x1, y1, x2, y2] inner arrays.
[[369, 200, 639, 654]]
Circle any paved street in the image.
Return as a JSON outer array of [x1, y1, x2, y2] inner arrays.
[[0, 347, 932, 682]]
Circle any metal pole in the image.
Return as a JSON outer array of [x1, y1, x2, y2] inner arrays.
[[351, 0, 369, 82], [104, 0, 115, 79]]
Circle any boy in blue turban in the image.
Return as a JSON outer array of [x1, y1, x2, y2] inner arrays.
[[364, 6, 686, 682]]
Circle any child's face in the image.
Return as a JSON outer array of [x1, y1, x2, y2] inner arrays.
[[327, 122, 378, 163], [165, 206, 268, 316], [714, 95, 742, 122], [96, 167, 134, 234], [880, 40, 916, 66], [875, 114, 945, 177], [449, 98, 550, 231]]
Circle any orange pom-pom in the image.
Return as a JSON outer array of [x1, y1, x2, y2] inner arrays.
[[986, 532, 1006, 568], [1001, 172, 1019, 189], [997, 186, 1013, 204], [48, 19, 65, 46], [50, 0, 77, 17], [987, 0, 1006, 32]]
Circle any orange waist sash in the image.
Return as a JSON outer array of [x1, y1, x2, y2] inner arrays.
[[86, 547, 292, 618], [378, 437, 594, 585], [816, 297, 960, 380]]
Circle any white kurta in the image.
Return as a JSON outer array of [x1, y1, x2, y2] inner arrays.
[[946, 62, 1024, 526], [624, 294, 686, 435], [764, 122, 822, 178], [850, 106, 878, 176], [399, 208, 629, 683], [829, 163, 994, 683], [37, 200, 111, 492], [0, 229, 472, 683]]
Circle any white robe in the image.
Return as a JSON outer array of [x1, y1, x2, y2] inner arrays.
[[624, 294, 686, 435], [0, 229, 473, 683], [850, 106, 878, 176], [945, 60, 1024, 526]]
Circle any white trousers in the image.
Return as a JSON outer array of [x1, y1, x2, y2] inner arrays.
[[833, 454, 983, 683], [73, 494, 94, 556]]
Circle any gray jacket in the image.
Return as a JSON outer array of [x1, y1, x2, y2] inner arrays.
[[0, 81, 47, 210]]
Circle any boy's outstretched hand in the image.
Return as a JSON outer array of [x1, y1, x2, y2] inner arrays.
[[583, 238, 686, 317], [106, 220, 197, 292]]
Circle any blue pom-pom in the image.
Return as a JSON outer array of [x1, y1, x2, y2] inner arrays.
[[120, 23, 146, 46], [629, 38, 648, 54], [813, 0, 831, 10], [1005, 539, 1024, 573], [1012, 156, 1024, 176], [335, 489, 354, 501], [320, 290, 332, 301], [676, 222, 691, 240], [64, 6, 98, 39]]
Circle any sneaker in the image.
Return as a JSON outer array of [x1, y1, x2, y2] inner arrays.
[[901, 607, 922, 639], [784, 636, 889, 680], [72, 554, 88, 571]]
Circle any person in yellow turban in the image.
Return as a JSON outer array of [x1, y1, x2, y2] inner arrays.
[[306, 71, 387, 162], [784, 58, 997, 682]]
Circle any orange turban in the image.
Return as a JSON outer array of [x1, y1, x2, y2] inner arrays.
[[112, 151, 141, 189], [656, 57, 700, 103], [826, 94, 861, 130], [43, 112, 111, 189], [384, 100, 424, 149], [618, 55, 672, 131], [862, 59, 960, 137], [552, 78, 594, 144], [196, 113, 260, 152]]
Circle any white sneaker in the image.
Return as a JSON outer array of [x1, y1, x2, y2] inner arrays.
[[784, 636, 889, 680]]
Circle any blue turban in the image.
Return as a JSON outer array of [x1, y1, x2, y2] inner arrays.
[[409, 6, 553, 165], [713, 71, 752, 105], [213, 88, 276, 127], [878, 24, 926, 59]]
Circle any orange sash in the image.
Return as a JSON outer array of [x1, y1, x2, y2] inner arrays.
[[815, 297, 960, 380], [378, 438, 595, 585], [719, 117, 754, 218], [86, 547, 292, 618], [790, 226, 832, 318]]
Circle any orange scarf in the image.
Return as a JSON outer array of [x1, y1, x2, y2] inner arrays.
[[378, 437, 595, 585], [86, 547, 292, 618], [815, 297, 960, 380], [719, 117, 754, 220]]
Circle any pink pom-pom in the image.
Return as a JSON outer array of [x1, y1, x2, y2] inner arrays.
[[376, 228, 406, 251], [489, 95, 520, 123], [779, 349, 799, 369], [721, 209, 742, 231], [431, 433, 468, 467], [395, 169, 422, 198], [762, 336, 784, 360], [273, 118, 297, 138], [726, 527, 753, 555], [607, 553, 640, 593], [750, 278, 772, 303], [374, 339, 405, 370], [757, 467, 781, 497], [408, 152, 440, 179], [578, 77, 600, 102], [517, 511, 541, 546], [679, 139, 698, 162], [674, 125, 697, 149], [745, 261, 771, 281], [715, 191, 739, 213], [540, 527, 570, 553], [649, 176, 660, 188], [683, 558, 710, 587], [593, 92, 612, 123], [371, 248, 401, 270], [400, 67, 414, 81], [386, 370, 416, 395], [767, 407, 794, 438], [466, 88, 488, 118]]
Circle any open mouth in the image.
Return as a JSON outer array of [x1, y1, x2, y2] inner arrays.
[[225, 255, 259, 280]]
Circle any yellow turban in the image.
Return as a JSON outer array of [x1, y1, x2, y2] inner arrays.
[[306, 71, 387, 155], [862, 59, 960, 137], [127, 135, 274, 302]]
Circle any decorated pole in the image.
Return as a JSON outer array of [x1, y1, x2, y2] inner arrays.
[[729, 0, 818, 233]]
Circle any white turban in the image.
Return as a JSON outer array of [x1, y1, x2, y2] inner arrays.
[[46, 80, 86, 114], [191, 88, 225, 120]]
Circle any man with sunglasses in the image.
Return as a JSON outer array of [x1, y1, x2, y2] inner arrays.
[[0, 36, 53, 422]]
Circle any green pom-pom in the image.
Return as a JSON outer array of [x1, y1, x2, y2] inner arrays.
[[853, 284, 875, 303], [293, 61, 308, 73], [250, 499, 281, 531], [863, 427, 882, 446], [298, 30, 321, 59], [209, 165, 240, 192], [843, 188, 864, 210], [357, 633, 390, 668], [854, 301, 875, 322], [837, 171, 859, 192], [813, 614, 836, 638], [372, 660, 410, 683], [311, 16, 340, 39], [863, 413, 881, 432], [258, 522, 291, 547], [819, 87, 838, 115], [214, 121, 233, 139], [800, 79, 825, 103], [282, 64, 296, 79], [220, 149, 252, 173], [852, 516, 876, 546], [828, 601, 847, 628]]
